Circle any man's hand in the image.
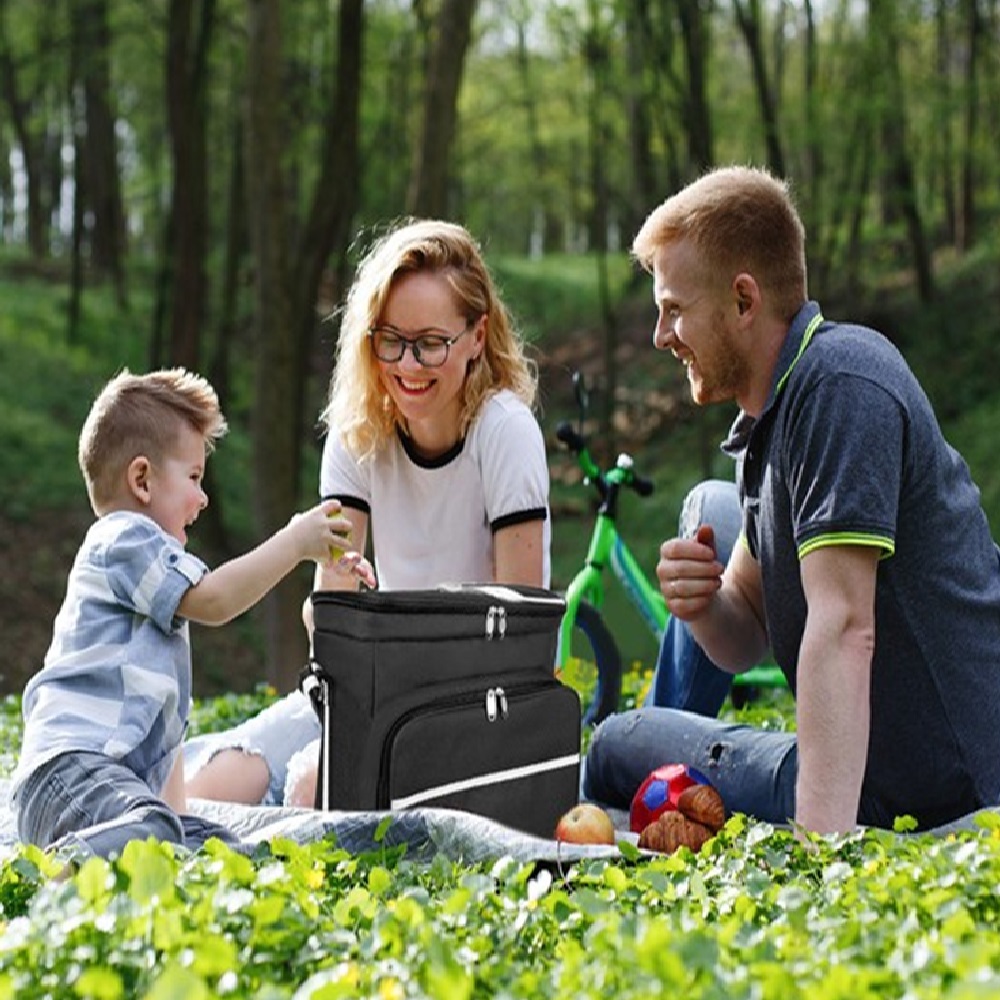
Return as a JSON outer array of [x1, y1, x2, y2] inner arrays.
[[656, 524, 725, 621]]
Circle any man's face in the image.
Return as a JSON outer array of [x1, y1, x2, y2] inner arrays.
[[650, 239, 749, 407]]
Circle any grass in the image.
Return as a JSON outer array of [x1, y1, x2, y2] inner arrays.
[[4, 690, 1000, 999]]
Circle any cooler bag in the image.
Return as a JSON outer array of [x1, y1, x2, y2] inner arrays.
[[301, 584, 581, 839]]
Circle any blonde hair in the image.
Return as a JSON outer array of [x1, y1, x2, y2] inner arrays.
[[323, 218, 537, 458], [79, 368, 227, 513], [633, 165, 808, 321]]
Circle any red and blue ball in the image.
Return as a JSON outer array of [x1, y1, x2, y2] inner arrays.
[[630, 762, 712, 833]]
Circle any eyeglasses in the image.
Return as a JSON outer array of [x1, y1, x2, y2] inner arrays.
[[369, 321, 473, 368]]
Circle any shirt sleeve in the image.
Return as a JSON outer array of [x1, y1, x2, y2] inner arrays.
[[319, 429, 371, 513], [478, 401, 550, 532], [102, 518, 208, 634], [784, 373, 901, 559]]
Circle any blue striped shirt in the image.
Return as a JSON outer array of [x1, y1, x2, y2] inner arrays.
[[12, 511, 208, 799]]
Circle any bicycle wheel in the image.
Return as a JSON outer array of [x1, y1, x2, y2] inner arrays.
[[571, 600, 623, 726]]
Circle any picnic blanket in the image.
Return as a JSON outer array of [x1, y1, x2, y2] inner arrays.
[[1, 777, 993, 864], [0, 778, 628, 864]]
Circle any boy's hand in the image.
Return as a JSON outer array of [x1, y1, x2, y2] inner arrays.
[[291, 501, 377, 589]]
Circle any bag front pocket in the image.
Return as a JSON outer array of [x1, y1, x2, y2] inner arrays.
[[369, 679, 581, 838]]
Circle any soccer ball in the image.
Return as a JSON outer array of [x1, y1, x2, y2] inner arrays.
[[630, 762, 711, 833]]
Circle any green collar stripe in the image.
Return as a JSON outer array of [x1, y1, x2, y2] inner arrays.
[[774, 311, 825, 397], [798, 532, 895, 560]]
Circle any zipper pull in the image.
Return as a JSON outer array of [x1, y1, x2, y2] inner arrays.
[[486, 687, 498, 721], [496, 607, 507, 639], [485, 606, 495, 639], [497, 686, 508, 719]]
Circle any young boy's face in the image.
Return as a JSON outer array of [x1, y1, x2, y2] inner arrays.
[[146, 423, 209, 545]]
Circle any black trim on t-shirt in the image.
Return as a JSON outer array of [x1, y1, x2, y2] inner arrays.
[[491, 507, 548, 533], [321, 493, 371, 515], [397, 428, 466, 469]]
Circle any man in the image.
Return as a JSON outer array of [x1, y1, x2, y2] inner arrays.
[[583, 165, 1000, 834]]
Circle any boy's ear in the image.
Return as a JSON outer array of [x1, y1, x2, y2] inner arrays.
[[127, 456, 153, 505]]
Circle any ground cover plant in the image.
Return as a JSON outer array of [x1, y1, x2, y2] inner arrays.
[[3, 682, 1000, 999]]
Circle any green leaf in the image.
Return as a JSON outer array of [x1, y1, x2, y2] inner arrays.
[[120, 840, 177, 905], [142, 965, 209, 1000], [893, 814, 919, 833], [374, 816, 393, 843], [73, 967, 124, 1000]]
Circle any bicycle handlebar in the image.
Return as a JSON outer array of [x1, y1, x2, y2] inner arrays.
[[555, 421, 655, 500], [554, 421, 584, 452]]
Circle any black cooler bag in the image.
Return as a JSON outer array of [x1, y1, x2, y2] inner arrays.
[[302, 584, 581, 838]]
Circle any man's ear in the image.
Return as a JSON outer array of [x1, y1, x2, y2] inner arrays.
[[127, 456, 153, 505], [733, 273, 759, 318]]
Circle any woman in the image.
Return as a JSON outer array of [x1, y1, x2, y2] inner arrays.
[[184, 218, 551, 807]]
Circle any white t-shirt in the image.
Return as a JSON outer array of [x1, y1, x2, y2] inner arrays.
[[320, 390, 550, 588]]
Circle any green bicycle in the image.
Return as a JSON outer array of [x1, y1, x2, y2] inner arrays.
[[555, 371, 786, 726]]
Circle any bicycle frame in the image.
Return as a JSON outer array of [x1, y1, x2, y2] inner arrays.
[[555, 382, 786, 699], [557, 460, 666, 669]]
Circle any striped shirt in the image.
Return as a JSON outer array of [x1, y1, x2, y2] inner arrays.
[[11, 511, 208, 799]]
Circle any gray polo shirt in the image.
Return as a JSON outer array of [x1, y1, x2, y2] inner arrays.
[[726, 301, 1000, 828]]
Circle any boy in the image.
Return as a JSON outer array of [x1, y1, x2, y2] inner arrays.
[[11, 368, 374, 860]]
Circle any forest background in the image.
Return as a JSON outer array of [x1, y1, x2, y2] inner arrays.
[[0, 0, 998, 698]]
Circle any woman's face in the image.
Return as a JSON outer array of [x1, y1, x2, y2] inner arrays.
[[374, 270, 485, 455]]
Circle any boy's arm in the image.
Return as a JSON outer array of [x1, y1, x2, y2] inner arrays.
[[179, 500, 361, 626]]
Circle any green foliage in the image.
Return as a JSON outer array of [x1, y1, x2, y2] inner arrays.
[[1, 692, 1000, 1000], [491, 252, 635, 342], [1, 688, 998, 999]]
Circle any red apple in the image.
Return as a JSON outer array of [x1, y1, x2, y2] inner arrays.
[[554, 803, 616, 845]]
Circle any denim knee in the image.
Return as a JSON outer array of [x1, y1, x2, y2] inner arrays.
[[679, 479, 741, 562]]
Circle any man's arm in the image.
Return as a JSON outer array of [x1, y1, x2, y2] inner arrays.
[[794, 544, 879, 834], [677, 537, 770, 672], [493, 519, 545, 586]]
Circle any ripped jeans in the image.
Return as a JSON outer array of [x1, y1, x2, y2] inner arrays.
[[583, 708, 798, 824]]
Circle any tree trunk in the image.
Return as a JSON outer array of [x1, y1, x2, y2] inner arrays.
[[406, 0, 478, 217], [677, 0, 714, 172], [870, 0, 934, 302], [0, 0, 53, 258], [244, 0, 366, 691], [246, 0, 301, 691], [732, 0, 786, 177], [956, 0, 982, 252], [934, 0, 957, 245], [624, 0, 660, 236], [72, 0, 127, 307], [166, 0, 216, 369]]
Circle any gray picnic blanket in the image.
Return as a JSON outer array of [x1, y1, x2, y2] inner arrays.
[[2, 777, 994, 862], [0, 777, 627, 864]]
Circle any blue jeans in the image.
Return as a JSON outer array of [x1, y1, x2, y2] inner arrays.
[[646, 479, 743, 715], [582, 479, 798, 825], [16, 751, 247, 860], [583, 707, 798, 824]]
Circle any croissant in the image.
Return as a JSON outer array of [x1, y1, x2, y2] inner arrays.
[[638, 810, 713, 854], [677, 784, 726, 832]]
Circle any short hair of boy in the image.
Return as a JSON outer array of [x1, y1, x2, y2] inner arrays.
[[78, 368, 228, 514]]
